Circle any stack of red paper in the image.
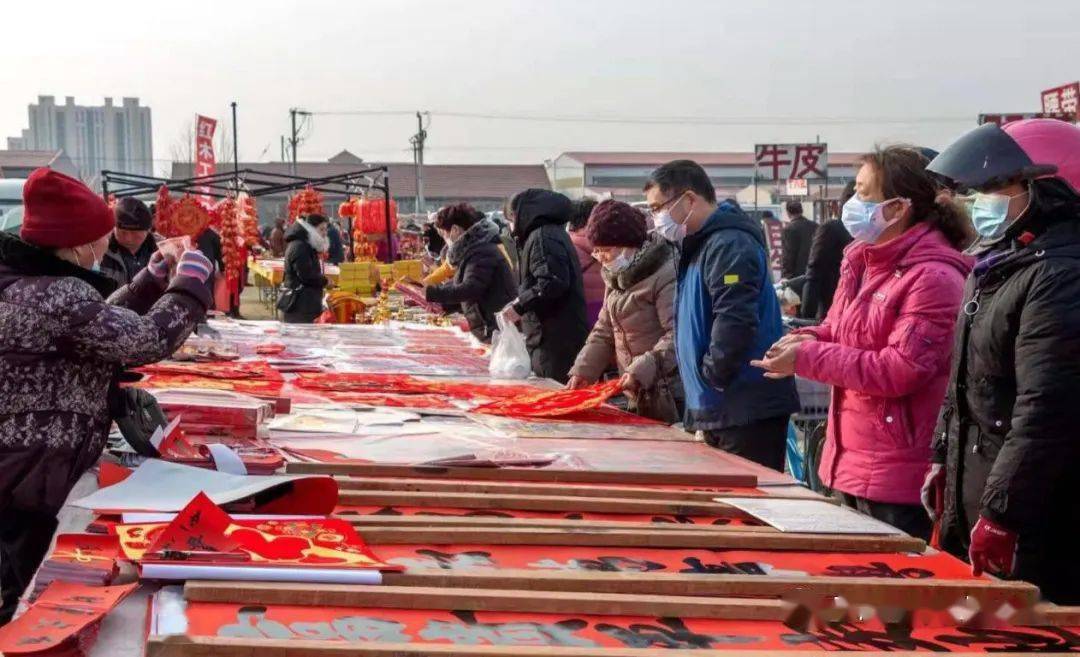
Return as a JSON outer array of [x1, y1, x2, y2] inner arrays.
[[29, 535, 120, 600], [152, 388, 273, 439], [0, 582, 135, 656]]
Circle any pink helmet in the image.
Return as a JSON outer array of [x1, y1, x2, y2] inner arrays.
[[928, 118, 1080, 194], [1003, 119, 1080, 193]]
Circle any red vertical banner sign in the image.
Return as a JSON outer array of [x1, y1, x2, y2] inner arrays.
[[195, 115, 218, 207]]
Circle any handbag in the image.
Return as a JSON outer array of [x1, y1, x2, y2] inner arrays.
[[276, 284, 302, 313], [107, 373, 167, 457]]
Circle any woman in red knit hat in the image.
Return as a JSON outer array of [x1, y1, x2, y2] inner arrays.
[[0, 168, 214, 623], [567, 200, 681, 423]]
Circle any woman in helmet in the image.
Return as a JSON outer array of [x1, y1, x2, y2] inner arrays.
[[924, 119, 1080, 604]]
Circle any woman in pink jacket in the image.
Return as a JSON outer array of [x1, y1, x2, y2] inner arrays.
[[753, 146, 973, 538]]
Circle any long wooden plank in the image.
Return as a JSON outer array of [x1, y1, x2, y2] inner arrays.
[[341, 514, 774, 532], [337, 490, 743, 516], [146, 636, 1018, 657], [287, 462, 757, 488], [334, 476, 822, 502], [357, 526, 925, 553], [1032, 603, 1080, 626], [381, 569, 1039, 611], [182, 581, 795, 621]]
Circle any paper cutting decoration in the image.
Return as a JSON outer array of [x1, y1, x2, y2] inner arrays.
[[116, 493, 400, 572], [471, 380, 624, 419], [164, 195, 212, 238]]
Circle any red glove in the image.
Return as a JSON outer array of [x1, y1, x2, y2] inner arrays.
[[969, 516, 1018, 577]]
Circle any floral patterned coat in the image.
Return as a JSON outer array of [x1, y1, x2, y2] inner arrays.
[[0, 233, 210, 514]]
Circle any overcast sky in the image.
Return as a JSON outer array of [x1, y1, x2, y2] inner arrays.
[[3, 0, 1078, 174]]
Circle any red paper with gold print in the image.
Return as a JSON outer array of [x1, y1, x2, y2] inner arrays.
[[0, 581, 135, 654], [133, 374, 284, 396], [136, 360, 284, 381], [116, 497, 400, 571], [165, 195, 211, 238], [292, 373, 541, 400], [319, 392, 459, 410], [472, 380, 624, 418], [49, 534, 121, 573]]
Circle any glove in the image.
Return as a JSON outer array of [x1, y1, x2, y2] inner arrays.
[[920, 463, 945, 521], [969, 516, 1018, 577], [147, 251, 170, 280], [175, 250, 213, 284]]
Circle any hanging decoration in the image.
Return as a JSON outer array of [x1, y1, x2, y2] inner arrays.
[[160, 195, 212, 239], [287, 186, 325, 224], [154, 186, 174, 236], [238, 194, 262, 249], [214, 197, 243, 291]]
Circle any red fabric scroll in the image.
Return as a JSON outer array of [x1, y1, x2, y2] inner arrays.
[[471, 380, 624, 419]]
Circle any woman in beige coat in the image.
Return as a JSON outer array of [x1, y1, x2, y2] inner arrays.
[[567, 200, 680, 423]]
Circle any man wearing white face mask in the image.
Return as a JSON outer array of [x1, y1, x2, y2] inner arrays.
[[644, 160, 798, 469], [924, 119, 1080, 604]]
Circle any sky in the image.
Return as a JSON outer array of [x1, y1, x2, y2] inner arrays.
[[3, 0, 1079, 175]]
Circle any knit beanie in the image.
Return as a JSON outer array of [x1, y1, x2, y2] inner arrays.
[[115, 197, 153, 230], [585, 200, 647, 248], [20, 168, 114, 248]]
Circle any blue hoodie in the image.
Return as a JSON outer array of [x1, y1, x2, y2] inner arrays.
[[674, 202, 799, 431]]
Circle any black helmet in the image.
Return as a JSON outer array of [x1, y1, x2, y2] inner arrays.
[[927, 122, 1058, 192]]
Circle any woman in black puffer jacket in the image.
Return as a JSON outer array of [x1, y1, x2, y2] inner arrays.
[[424, 204, 516, 343]]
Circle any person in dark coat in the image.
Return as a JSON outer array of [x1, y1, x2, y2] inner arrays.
[[101, 197, 159, 287], [645, 160, 798, 470], [780, 200, 816, 297], [0, 168, 211, 623], [923, 119, 1080, 604], [799, 182, 855, 320], [424, 204, 516, 343], [500, 189, 588, 383], [269, 218, 286, 258], [280, 214, 330, 324], [327, 221, 345, 265]]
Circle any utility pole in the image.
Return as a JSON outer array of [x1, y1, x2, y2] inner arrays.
[[289, 108, 310, 175], [280, 136, 286, 163], [409, 111, 428, 214]]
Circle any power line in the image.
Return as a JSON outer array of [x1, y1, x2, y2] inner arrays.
[[308, 109, 973, 126]]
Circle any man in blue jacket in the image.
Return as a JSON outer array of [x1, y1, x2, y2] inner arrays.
[[645, 160, 798, 470]]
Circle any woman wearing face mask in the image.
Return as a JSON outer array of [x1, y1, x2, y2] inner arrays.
[[423, 203, 516, 343], [567, 201, 680, 423], [752, 146, 973, 539], [0, 168, 212, 622], [280, 213, 331, 324], [922, 119, 1080, 603]]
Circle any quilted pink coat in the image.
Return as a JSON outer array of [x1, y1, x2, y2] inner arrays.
[[794, 222, 972, 505]]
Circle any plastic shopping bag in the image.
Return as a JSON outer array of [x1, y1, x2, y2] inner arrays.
[[489, 314, 531, 379]]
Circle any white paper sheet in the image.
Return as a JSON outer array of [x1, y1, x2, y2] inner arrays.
[[73, 459, 328, 513], [716, 497, 906, 535], [140, 563, 383, 585]]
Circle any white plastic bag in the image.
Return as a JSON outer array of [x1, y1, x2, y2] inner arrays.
[[489, 314, 531, 379]]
